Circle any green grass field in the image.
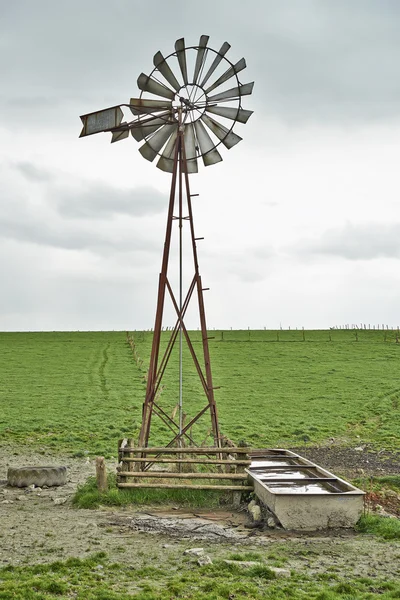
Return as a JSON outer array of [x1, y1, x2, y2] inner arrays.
[[1, 329, 400, 600], [0, 329, 399, 455]]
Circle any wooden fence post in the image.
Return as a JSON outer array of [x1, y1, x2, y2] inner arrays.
[[96, 457, 108, 493]]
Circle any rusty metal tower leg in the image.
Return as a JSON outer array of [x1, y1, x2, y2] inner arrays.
[[138, 140, 180, 448], [137, 128, 221, 449], [183, 155, 220, 447]]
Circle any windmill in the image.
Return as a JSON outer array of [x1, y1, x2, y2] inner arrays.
[[79, 35, 253, 450]]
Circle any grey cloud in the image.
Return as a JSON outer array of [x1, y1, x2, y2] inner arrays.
[[0, 189, 161, 256], [0, 240, 157, 331], [295, 223, 400, 260], [14, 161, 54, 182], [1, 0, 400, 129], [204, 245, 275, 283], [246, 1, 400, 123], [9, 159, 166, 218], [0, 210, 155, 254], [55, 184, 167, 219], [252, 246, 276, 260]]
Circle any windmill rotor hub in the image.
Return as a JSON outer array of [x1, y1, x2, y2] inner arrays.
[[174, 84, 206, 120]]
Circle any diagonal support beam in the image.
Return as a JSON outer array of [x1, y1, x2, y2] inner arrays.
[[137, 117, 220, 450]]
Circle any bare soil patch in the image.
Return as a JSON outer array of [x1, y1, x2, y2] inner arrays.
[[0, 444, 399, 581], [291, 444, 400, 479]]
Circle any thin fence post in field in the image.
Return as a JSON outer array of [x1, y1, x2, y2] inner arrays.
[[95, 457, 108, 493]]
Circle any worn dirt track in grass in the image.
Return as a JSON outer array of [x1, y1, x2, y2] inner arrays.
[[1, 445, 399, 582]]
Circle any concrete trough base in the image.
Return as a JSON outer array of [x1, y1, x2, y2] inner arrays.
[[247, 449, 364, 531]]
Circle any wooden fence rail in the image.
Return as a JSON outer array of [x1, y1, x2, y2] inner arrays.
[[117, 443, 253, 492], [119, 446, 252, 454]]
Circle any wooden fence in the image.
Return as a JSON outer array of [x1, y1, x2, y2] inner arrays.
[[117, 443, 253, 492]]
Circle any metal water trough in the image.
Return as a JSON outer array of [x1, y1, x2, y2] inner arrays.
[[247, 449, 365, 530]]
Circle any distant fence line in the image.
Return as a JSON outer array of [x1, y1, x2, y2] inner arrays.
[[130, 328, 400, 344], [134, 324, 400, 332], [126, 331, 147, 379], [331, 324, 399, 331]]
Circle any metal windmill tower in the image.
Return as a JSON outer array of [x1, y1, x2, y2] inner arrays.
[[79, 35, 253, 449]]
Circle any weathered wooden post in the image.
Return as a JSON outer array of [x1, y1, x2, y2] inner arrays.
[[232, 443, 250, 508], [95, 457, 108, 493]]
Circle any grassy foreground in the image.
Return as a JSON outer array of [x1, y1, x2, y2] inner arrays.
[[1, 329, 400, 599], [0, 329, 399, 454], [1, 550, 400, 600]]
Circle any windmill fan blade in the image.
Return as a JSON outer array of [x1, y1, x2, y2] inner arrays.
[[205, 105, 253, 124], [160, 128, 178, 159], [175, 38, 188, 85], [183, 123, 198, 173], [200, 41, 231, 88], [153, 51, 181, 92], [193, 35, 209, 85], [204, 58, 246, 94], [208, 82, 254, 103], [184, 158, 198, 173], [156, 129, 178, 172], [194, 120, 223, 166], [184, 123, 196, 160], [111, 127, 129, 143], [130, 116, 169, 142], [129, 98, 173, 115], [139, 124, 176, 162], [201, 114, 242, 149], [80, 106, 123, 137], [157, 156, 175, 173], [137, 73, 175, 100]]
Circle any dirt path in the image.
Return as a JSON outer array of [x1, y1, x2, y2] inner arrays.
[[0, 445, 399, 581]]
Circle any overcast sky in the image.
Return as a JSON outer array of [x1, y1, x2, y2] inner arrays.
[[1, 0, 400, 331]]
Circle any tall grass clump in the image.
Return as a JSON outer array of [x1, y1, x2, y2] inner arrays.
[[356, 515, 400, 540], [73, 474, 226, 509]]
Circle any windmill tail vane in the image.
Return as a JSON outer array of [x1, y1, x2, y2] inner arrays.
[[79, 35, 253, 448]]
